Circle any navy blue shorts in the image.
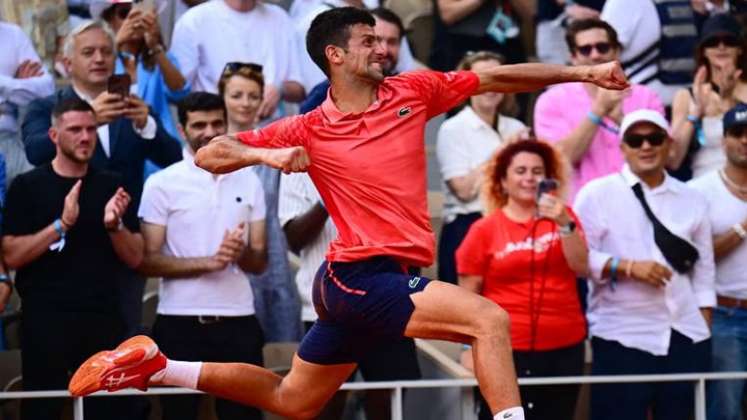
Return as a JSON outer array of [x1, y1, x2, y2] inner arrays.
[[297, 256, 431, 365]]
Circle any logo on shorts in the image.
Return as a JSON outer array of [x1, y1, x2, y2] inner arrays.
[[397, 106, 412, 118], [408, 276, 421, 289]]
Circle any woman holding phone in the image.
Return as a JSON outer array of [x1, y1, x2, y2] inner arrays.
[[456, 139, 588, 420]]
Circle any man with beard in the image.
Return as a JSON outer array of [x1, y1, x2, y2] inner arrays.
[[136, 91, 268, 420], [2, 98, 143, 420], [71, 8, 627, 420], [689, 103, 747, 420], [534, 18, 664, 202], [300, 7, 408, 113]]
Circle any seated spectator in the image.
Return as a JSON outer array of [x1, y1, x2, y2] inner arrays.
[[91, 0, 191, 140], [219, 63, 303, 341], [534, 18, 664, 202], [534, 0, 604, 65], [21, 20, 181, 339], [2, 97, 143, 420], [574, 109, 715, 420], [0, 19, 54, 187], [169, 0, 305, 120], [138, 92, 267, 420], [689, 103, 747, 420], [456, 140, 587, 420], [601, 0, 698, 105], [429, 0, 525, 71], [669, 13, 747, 179], [435, 51, 526, 284]]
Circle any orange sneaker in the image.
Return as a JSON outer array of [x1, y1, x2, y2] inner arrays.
[[68, 335, 167, 396]]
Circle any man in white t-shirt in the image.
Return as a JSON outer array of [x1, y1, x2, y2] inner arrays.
[[169, 0, 305, 120], [689, 103, 747, 420], [137, 92, 268, 420]]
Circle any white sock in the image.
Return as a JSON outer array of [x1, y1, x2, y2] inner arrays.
[[494, 406, 525, 420], [150, 360, 203, 389]]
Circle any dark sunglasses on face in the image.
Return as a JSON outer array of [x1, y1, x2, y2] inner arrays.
[[223, 62, 263, 74], [702, 35, 741, 49], [575, 42, 612, 57], [623, 131, 668, 148]]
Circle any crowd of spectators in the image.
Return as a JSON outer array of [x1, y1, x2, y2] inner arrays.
[[0, 0, 746, 419]]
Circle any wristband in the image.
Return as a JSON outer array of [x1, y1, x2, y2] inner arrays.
[[609, 257, 620, 291], [733, 223, 747, 240], [50, 218, 67, 252], [686, 115, 700, 124], [0, 274, 9, 284], [53, 218, 66, 237], [588, 111, 603, 126]]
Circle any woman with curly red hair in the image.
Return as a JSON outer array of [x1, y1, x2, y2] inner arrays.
[[456, 139, 589, 420]]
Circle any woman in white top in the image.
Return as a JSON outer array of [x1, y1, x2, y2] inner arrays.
[[670, 13, 747, 179], [435, 51, 527, 284]]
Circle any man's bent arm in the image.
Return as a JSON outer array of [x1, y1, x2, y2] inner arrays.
[[195, 135, 310, 175], [3, 223, 64, 269], [138, 222, 221, 278], [237, 220, 267, 274], [109, 228, 144, 269], [283, 203, 328, 254], [474, 61, 629, 94]]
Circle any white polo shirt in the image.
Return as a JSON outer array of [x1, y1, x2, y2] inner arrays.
[[138, 149, 266, 316], [574, 165, 715, 356]]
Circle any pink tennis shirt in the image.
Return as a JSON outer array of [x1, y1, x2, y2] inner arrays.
[[534, 82, 664, 201], [237, 70, 480, 267]]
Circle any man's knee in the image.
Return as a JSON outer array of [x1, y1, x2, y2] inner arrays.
[[474, 300, 510, 339]]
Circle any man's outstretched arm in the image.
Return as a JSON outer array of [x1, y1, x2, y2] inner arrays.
[[194, 135, 310, 174], [474, 61, 629, 94]]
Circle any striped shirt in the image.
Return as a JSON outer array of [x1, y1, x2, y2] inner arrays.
[[278, 172, 337, 321]]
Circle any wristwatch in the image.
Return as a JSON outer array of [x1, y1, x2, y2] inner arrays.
[[733, 223, 747, 240], [559, 220, 576, 236]]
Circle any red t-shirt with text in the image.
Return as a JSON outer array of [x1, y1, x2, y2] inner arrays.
[[456, 209, 587, 351]]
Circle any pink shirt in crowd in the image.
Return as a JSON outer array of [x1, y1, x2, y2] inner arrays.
[[534, 82, 664, 202]]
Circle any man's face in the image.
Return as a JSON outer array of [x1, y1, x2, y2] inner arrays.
[[724, 124, 747, 168], [374, 17, 401, 76], [50, 111, 98, 164], [334, 24, 386, 82], [65, 28, 115, 88], [180, 109, 227, 153], [570, 28, 619, 66], [621, 122, 671, 178]]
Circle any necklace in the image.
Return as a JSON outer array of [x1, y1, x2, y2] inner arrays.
[[719, 169, 747, 196]]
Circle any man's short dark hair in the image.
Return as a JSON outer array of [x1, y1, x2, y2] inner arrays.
[[565, 18, 622, 52], [177, 92, 226, 126], [306, 7, 376, 77], [51, 97, 95, 125], [370, 7, 405, 40]]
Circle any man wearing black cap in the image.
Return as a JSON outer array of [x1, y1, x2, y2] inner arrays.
[[689, 102, 747, 420]]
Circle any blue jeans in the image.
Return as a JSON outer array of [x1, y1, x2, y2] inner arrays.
[[707, 305, 747, 420]]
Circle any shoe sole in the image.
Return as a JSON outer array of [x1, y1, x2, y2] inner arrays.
[[69, 335, 159, 397]]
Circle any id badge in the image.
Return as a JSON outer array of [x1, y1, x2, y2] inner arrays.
[[486, 9, 519, 44]]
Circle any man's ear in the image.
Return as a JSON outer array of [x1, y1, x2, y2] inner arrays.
[[48, 126, 59, 146], [325, 45, 344, 67]]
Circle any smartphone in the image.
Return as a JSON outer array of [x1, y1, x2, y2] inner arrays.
[[107, 74, 131, 98], [536, 178, 558, 202], [132, 0, 155, 12]]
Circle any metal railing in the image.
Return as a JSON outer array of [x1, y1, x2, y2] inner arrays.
[[2, 372, 747, 420]]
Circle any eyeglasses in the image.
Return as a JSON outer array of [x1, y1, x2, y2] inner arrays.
[[701, 35, 741, 49], [575, 42, 612, 57], [623, 131, 668, 148], [222, 62, 263, 75]]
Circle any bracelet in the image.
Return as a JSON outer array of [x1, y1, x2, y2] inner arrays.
[[0, 274, 9, 284], [686, 115, 701, 124], [587, 111, 603, 126], [609, 257, 620, 291], [148, 44, 164, 55], [625, 260, 634, 279], [733, 223, 747, 240], [53, 218, 66, 237]]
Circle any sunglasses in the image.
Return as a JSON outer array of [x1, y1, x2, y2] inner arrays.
[[223, 62, 263, 74], [701, 35, 741, 49], [575, 42, 612, 57], [623, 131, 668, 148]]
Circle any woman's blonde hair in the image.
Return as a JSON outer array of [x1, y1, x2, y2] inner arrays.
[[217, 64, 265, 97], [482, 139, 571, 214]]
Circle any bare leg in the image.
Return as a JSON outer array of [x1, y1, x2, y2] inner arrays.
[[195, 355, 357, 420], [405, 280, 520, 415]]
